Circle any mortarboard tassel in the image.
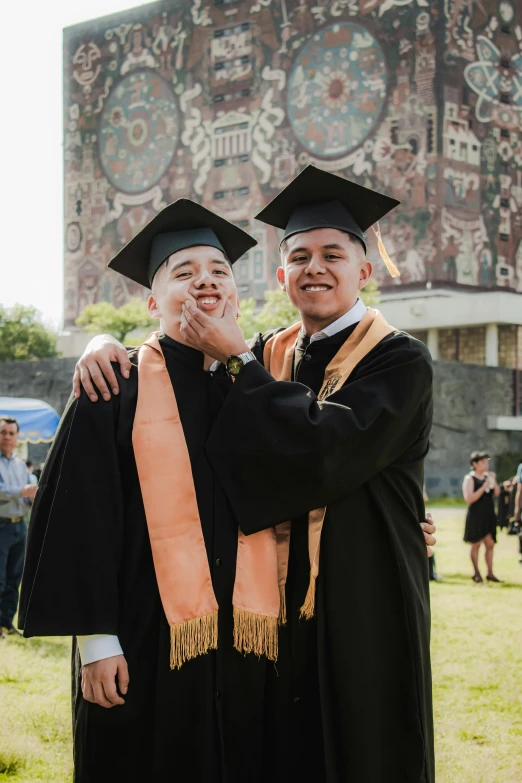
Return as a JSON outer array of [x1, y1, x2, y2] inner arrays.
[[373, 222, 400, 278]]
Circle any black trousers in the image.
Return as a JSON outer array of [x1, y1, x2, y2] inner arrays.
[[0, 519, 27, 628]]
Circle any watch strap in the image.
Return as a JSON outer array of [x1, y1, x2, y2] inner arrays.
[[237, 351, 257, 365]]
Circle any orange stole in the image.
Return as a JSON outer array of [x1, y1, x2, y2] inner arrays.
[[263, 309, 397, 618], [133, 334, 280, 669]]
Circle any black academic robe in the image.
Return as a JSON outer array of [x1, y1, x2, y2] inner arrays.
[[18, 336, 269, 783], [207, 324, 435, 783]]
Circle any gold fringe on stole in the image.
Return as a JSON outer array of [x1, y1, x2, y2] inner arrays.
[[372, 223, 400, 278], [169, 611, 218, 670], [300, 573, 317, 621], [233, 608, 279, 661], [278, 584, 287, 626]]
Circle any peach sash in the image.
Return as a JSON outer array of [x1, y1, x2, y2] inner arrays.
[[264, 309, 397, 619], [133, 334, 280, 669]]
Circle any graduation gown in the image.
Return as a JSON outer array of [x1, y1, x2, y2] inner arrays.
[[207, 324, 435, 783], [18, 335, 269, 783]]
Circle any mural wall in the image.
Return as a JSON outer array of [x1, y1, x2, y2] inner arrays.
[[63, 0, 522, 326]]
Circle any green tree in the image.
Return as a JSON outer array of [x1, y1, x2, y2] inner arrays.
[[239, 279, 380, 339], [0, 304, 58, 362], [76, 298, 155, 343]]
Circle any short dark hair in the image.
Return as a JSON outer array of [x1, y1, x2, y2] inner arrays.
[[0, 417, 19, 432], [26, 460, 33, 468], [470, 450, 489, 466]]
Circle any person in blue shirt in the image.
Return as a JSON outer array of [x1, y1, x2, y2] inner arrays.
[[0, 417, 37, 638]]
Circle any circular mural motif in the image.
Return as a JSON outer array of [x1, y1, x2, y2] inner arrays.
[[287, 23, 388, 159], [99, 72, 179, 193]]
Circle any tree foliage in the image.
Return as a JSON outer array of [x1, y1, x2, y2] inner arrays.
[[0, 305, 58, 362], [238, 280, 380, 339], [76, 298, 155, 343]]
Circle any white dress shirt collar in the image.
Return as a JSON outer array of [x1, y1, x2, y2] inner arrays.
[[306, 297, 368, 344]]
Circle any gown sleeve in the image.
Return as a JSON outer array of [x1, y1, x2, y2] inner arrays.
[[206, 335, 433, 534], [18, 387, 125, 636]]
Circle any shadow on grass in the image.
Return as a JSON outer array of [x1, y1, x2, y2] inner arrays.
[[432, 572, 522, 590]]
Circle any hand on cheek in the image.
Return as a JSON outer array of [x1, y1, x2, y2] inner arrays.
[[181, 299, 249, 362]]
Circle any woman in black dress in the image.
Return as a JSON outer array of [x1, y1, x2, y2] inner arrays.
[[463, 451, 501, 583]]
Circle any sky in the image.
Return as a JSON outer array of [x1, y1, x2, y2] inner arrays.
[[1, 0, 147, 330]]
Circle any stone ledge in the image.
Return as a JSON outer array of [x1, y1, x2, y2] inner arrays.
[[487, 415, 522, 432]]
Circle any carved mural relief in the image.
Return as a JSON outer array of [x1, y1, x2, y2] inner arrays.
[[63, 0, 522, 325]]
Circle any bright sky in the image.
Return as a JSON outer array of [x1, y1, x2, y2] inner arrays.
[[1, 0, 147, 330]]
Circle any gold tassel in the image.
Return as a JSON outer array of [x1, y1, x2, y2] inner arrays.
[[300, 573, 317, 621], [278, 584, 287, 626], [233, 607, 279, 661], [372, 223, 400, 278], [169, 611, 218, 670]]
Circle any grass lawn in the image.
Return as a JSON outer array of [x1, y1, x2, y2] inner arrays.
[[0, 509, 521, 781], [429, 507, 522, 783]]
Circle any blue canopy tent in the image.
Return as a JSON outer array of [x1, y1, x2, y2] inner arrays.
[[0, 397, 60, 444]]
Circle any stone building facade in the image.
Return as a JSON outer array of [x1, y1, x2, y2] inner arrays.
[[61, 0, 522, 463], [63, 0, 522, 324]]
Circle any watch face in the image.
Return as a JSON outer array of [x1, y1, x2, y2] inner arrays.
[[227, 356, 243, 376]]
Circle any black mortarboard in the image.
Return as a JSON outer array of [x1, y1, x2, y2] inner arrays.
[[108, 199, 257, 288], [255, 165, 401, 276]]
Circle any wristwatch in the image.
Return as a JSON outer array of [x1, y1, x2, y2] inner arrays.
[[226, 351, 257, 376]]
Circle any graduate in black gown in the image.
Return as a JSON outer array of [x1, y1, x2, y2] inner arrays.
[[69, 171, 437, 783], [178, 167, 436, 783], [18, 201, 275, 783]]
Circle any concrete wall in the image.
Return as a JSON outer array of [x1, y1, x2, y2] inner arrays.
[[427, 361, 522, 496], [1, 357, 521, 495], [0, 357, 77, 465]]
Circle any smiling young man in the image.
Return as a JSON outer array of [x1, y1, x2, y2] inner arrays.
[[177, 166, 435, 783], [18, 200, 290, 783], [71, 169, 436, 782]]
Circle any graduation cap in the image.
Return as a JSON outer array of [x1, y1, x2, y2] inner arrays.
[[255, 165, 401, 277], [108, 199, 257, 288]]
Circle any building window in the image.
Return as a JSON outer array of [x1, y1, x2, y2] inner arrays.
[[390, 120, 399, 146], [214, 186, 249, 200], [213, 89, 251, 104], [214, 154, 250, 167], [438, 329, 458, 362], [500, 57, 511, 68], [438, 327, 486, 365], [501, 128, 510, 138], [500, 93, 511, 104], [215, 122, 249, 135], [409, 330, 428, 345], [253, 251, 264, 281], [427, 115, 435, 154], [235, 258, 250, 282], [499, 233, 509, 242], [499, 325, 522, 370], [500, 25, 511, 35], [500, 197, 510, 208], [459, 327, 486, 365]]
